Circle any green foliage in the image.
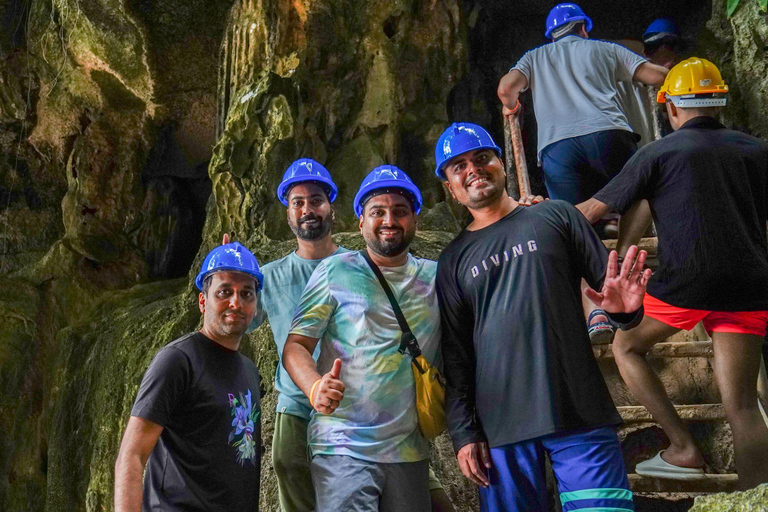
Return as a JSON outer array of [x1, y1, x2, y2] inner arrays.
[[728, 0, 768, 16], [727, 0, 742, 16]]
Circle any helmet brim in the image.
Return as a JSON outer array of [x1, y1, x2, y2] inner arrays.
[[354, 181, 423, 217], [277, 176, 338, 206], [195, 268, 264, 292], [435, 146, 502, 180]]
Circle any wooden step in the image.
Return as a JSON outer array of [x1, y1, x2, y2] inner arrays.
[[594, 341, 713, 359], [619, 404, 725, 423], [628, 473, 739, 493], [603, 237, 659, 268], [603, 237, 658, 253]]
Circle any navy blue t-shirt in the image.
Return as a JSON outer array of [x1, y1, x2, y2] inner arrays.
[[131, 332, 261, 511]]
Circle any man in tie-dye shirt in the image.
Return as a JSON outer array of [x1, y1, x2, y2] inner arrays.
[[283, 166, 439, 512]]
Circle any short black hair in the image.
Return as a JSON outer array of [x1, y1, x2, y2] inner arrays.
[[645, 37, 686, 56], [678, 105, 720, 117], [201, 272, 260, 295]]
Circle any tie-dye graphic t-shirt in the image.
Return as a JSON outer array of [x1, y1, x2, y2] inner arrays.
[[289, 251, 440, 463]]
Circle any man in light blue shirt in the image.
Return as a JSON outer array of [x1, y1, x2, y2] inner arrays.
[[497, 3, 668, 182], [250, 158, 348, 512]]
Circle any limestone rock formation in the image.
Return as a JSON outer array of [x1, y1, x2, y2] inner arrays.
[[690, 483, 768, 511], [0, 0, 471, 510], [704, 0, 768, 138], [208, 0, 466, 245]]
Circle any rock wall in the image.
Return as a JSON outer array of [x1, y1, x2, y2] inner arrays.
[[1, 0, 768, 511], [703, 0, 768, 137], [207, 0, 466, 243], [690, 483, 768, 511], [0, 0, 472, 510]]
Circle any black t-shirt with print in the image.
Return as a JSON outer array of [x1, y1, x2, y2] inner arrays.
[[437, 201, 633, 452], [131, 332, 261, 511]]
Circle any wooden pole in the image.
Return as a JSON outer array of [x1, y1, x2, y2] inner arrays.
[[506, 114, 531, 199], [503, 116, 520, 199]]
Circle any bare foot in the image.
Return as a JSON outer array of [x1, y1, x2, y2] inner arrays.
[[660, 445, 705, 469]]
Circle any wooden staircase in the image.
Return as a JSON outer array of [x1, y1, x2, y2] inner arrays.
[[597, 237, 743, 501]]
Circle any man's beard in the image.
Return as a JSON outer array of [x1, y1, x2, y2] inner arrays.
[[464, 178, 505, 209], [219, 320, 248, 337], [364, 226, 416, 258], [289, 213, 333, 241], [214, 311, 248, 337]]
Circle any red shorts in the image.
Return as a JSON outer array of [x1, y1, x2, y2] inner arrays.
[[643, 294, 768, 336]]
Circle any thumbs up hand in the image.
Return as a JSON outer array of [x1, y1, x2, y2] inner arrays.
[[311, 358, 345, 414]]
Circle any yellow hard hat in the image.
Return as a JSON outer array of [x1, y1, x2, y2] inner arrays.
[[656, 57, 728, 107]]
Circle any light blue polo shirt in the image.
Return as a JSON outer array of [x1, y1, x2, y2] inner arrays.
[[251, 246, 350, 419]]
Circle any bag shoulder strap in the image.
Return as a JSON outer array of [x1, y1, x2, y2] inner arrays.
[[360, 250, 422, 358]]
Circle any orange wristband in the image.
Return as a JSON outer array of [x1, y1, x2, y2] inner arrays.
[[309, 379, 321, 408]]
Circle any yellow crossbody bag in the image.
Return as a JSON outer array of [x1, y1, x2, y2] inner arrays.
[[362, 250, 447, 440]]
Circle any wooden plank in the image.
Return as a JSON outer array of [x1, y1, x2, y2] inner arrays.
[[603, 237, 658, 253], [628, 473, 739, 493], [619, 404, 724, 422], [602, 237, 658, 268], [594, 341, 713, 359]]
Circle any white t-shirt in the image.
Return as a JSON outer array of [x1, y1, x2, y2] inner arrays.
[[616, 80, 656, 147], [513, 35, 647, 156]]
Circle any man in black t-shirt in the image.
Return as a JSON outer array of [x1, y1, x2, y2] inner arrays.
[[578, 58, 768, 488], [433, 122, 650, 512], [114, 242, 264, 511]]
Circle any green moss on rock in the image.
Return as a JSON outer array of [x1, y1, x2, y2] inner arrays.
[[704, 0, 768, 137], [44, 278, 197, 511], [0, 278, 46, 511], [690, 483, 768, 511]]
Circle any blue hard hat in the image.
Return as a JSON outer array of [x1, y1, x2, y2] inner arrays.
[[545, 3, 593, 39], [434, 122, 502, 180], [353, 165, 423, 217], [195, 242, 264, 291], [277, 158, 339, 207], [643, 18, 679, 45]]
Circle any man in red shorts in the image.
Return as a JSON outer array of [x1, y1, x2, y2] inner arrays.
[[578, 57, 768, 488]]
